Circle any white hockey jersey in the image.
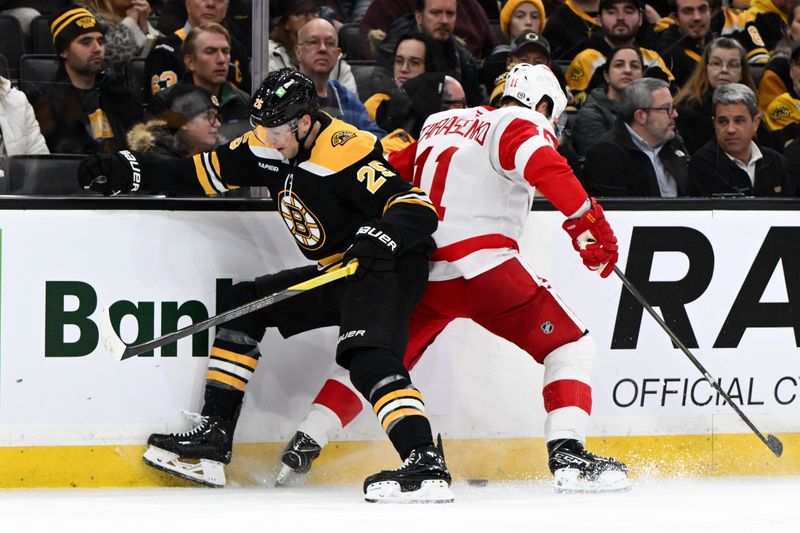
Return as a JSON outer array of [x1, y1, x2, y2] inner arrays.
[[389, 105, 588, 282]]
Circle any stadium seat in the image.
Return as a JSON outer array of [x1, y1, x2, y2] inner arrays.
[[0, 15, 26, 80], [127, 56, 147, 102], [348, 60, 393, 102], [17, 54, 59, 96], [31, 14, 56, 54], [0, 54, 8, 80], [339, 23, 363, 61], [4, 154, 94, 196], [749, 63, 765, 88]]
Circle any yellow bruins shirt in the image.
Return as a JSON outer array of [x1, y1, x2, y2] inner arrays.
[[566, 42, 674, 105], [138, 113, 437, 267], [765, 92, 800, 133]]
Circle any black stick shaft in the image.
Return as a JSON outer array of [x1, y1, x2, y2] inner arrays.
[[613, 266, 783, 458], [117, 262, 358, 360]]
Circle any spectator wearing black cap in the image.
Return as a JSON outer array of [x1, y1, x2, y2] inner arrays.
[[29, 6, 142, 154], [565, 0, 673, 107], [764, 41, 800, 149], [143, 0, 250, 101], [148, 23, 249, 139], [268, 0, 357, 94], [480, 1, 547, 94], [487, 32, 568, 107], [128, 85, 221, 193]]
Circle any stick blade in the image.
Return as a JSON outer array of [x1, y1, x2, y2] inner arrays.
[[99, 307, 128, 361], [766, 434, 783, 458]]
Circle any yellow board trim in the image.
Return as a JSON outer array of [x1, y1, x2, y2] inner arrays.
[[372, 389, 425, 414], [1, 433, 796, 488], [206, 370, 246, 390], [210, 346, 259, 370]]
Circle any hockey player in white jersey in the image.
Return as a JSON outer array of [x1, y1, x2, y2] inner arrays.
[[278, 64, 630, 493]]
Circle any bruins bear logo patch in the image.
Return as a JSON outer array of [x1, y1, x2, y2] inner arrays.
[[331, 130, 356, 147]]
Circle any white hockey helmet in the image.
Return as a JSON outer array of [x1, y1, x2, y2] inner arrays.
[[501, 63, 567, 124]]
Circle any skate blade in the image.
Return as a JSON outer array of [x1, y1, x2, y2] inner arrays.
[[275, 463, 308, 487], [364, 479, 455, 504], [143, 445, 227, 488], [553, 467, 631, 494]]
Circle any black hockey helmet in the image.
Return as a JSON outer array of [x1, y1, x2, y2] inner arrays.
[[250, 68, 319, 128]]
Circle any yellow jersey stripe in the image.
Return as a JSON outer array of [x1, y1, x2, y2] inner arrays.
[[192, 154, 217, 196]]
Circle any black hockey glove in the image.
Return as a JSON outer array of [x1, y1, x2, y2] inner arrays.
[[344, 221, 398, 279], [77, 150, 141, 196]]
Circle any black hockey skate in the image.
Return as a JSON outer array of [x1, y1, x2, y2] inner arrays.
[[274, 431, 322, 487], [547, 438, 630, 493], [143, 414, 235, 488], [363, 438, 454, 503]]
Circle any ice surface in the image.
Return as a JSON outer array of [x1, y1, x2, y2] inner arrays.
[[1, 477, 798, 533]]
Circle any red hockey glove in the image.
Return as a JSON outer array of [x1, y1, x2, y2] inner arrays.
[[562, 198, 618, 278], [344, 221, 398, 279]]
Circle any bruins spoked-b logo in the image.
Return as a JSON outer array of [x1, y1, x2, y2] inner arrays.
[[279, 190, 326, 250], [331, 130, 356, 147]]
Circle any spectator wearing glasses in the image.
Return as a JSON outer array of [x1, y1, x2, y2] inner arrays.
[[295, 18, 385, 137], [128, 84, 222, 179], [764, 41, 800, 148], [581, 77, 690, 196], [364, 32, 447, 121], [673, 37, 762, 155], [689, 83, 795, 197], [572, 45, 644, 156], [149, 23, 250, 139], [269, 0, 357, 94]]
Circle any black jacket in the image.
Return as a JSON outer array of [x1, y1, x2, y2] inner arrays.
[[581, 118, 690, 197], [688, 140, 796, 197], [29, 66, 142, 154]]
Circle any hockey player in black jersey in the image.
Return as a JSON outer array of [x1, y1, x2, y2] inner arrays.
[[78, 68, 453, 503]]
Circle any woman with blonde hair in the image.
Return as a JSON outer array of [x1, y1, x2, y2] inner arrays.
[[79, 0, 160, 77], [674, 37, 757, 155]]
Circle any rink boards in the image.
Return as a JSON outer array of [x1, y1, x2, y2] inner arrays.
[[0, 203, 798, 487]]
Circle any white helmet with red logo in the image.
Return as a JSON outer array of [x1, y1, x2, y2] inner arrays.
[[502, 63, 567, 125]]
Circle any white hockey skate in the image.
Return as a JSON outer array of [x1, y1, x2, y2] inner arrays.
[[143, 412, 234, 488], [363, 439, 455, 504], [547, 439, 631, 493]]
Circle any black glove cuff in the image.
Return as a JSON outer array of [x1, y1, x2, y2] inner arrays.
[[353, 222, 399, 255]]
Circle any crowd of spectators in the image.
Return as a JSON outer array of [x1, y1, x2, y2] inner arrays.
[[0, 0, 799, 197]]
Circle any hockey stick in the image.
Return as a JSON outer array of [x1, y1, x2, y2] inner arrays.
[[100, 261, 359, 362], [613, 266, 783, 458]]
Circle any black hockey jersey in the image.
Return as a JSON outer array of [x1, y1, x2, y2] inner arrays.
[[137, 113, 438, 266], [143, 26, 251, 101]]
